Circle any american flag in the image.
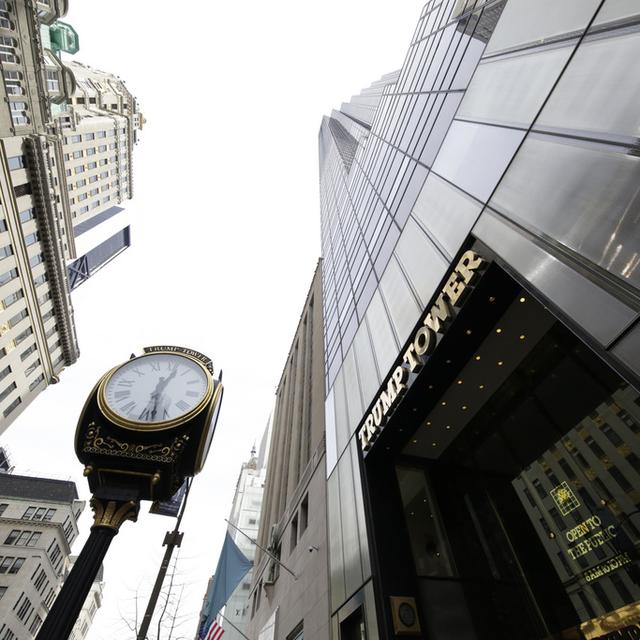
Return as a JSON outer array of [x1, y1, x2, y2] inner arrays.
[[203, 619, 225, 640]]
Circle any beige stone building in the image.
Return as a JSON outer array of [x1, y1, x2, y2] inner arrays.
[[0, 0, 143, 434], [246, 262, 329, 640], [0, 471, 85, 639]]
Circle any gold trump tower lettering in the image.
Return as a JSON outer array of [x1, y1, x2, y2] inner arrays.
[[358, 250, 486, 452]]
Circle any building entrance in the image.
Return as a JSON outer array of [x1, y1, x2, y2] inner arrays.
[[363, 274, 640, 640]]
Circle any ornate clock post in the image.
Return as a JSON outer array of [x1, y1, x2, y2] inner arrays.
[[36, 346, 223, 640]]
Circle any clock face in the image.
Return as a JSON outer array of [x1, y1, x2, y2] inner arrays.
[[102, 353, 210, 427]]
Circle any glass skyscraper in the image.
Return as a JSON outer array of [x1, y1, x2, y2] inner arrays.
[[318, 1, 640, 639]]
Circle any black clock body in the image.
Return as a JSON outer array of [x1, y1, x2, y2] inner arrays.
[[74, 346, 223, 502]]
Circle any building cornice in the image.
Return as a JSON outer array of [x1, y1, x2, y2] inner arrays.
[[24, 135, 79, 367]]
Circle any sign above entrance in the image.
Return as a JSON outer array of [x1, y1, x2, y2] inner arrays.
[[358, 250, 487, 453]]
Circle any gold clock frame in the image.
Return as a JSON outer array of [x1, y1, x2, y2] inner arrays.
[[96, 350, 214, 432]]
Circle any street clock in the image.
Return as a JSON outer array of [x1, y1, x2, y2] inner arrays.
[[75, 346, 223, 502]]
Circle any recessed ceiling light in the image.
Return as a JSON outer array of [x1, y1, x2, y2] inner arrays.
[[457, 379, 463, 385], [497, 361, 504, 366], [496, 328, 502, 334], [412, 439, 418, 444], [519, 297, 526, 303], [431, 442, 437, 447], [426, 421, 431, 426], [489, 296, 496, 302], [479, 384, 485, 390], [475, 355, 481, 361], [441, 401, 446, 406], [462, 405, 468, 411], [428, 384, 434, 389], [445, 359, 451, 364], [445, 425, 451, 430], [465, 329, 472, 335], [520, 334, 526, 340]]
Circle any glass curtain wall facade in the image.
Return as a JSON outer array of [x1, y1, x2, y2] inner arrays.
[[319, 1, 640, 639]]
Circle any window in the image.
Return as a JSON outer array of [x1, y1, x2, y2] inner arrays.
[[72, 150, 83, 159], [300, 494, 308, 534], [24, 359, 40, 376], [0, 556, 16, 573], [19, 343, 36, 361], [24, 232, 37, 246], [89, 175, 98, 183], [287, 622, 304, 640], [8, 308, 26, 327], [14, 326, 33, 344], [0, 268, 17, 286], [0, 290, 20, 311], [65, 135, 81, 144], [19, 208, 34, 223], [0, 365, 10, 383], [99, 158, 108, 166], [33, 568, 46, 592], [79, 205, 89, 214], [15, 595, 32, 621], [609, 466, 633, 492], [0, 244, 12, 259], [87, 161, 97, 169], [74, 166, 84, 174], [98, 144, 106, 152], [45, 69, 59, 92], [33, 273, 46, 286], [290, 513, 298, 551], [75, 178, 86, 188], [0, 503, 7, 515], [13, 183, 31, 198], [4, 530, 19, 544], [29, 253, 44, 267], [5, 81, 22, 96], [86, 147, 95, 156], [25, 532, 40, 547], [0, 382, 16, 403], [100, 171, 109, 179], [0, 587, 6, 600], [85, 132, 94, 141], [49, 543, 61, 566], [601, 424, 623, 447], [7, 558, 23, 574], [7, 156, 25, 171], [77, 193, 87, 201], [89, 188, 98, 196], [29, 374, 44, 392], [28, 615, 42, 636], [97, 130, 106, 138]]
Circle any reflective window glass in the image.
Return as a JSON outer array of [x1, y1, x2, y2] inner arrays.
[[490, 134, 640, 289], [537, 30, 640, 138], [458, 43, 573, 127], [485, 0, 600, 55], [433, 119, 525, 201], [411, 171, 482, 259]]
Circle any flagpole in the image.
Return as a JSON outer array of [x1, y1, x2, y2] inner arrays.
[[218, 611, 253, 640], [224, 519, 297, 580]]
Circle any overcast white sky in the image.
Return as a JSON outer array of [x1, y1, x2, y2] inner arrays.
[[2, 2, 421, 638]]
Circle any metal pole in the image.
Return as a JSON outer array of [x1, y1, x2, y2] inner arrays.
[[218, 611, 253, 640], [137, 480, 192, 640], [36, 496, 139, 640]]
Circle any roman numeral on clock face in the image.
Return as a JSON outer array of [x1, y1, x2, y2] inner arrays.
[[120, 401, 136, 413], [176, 400, 189, 412], [114, 390, 130, 400]]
